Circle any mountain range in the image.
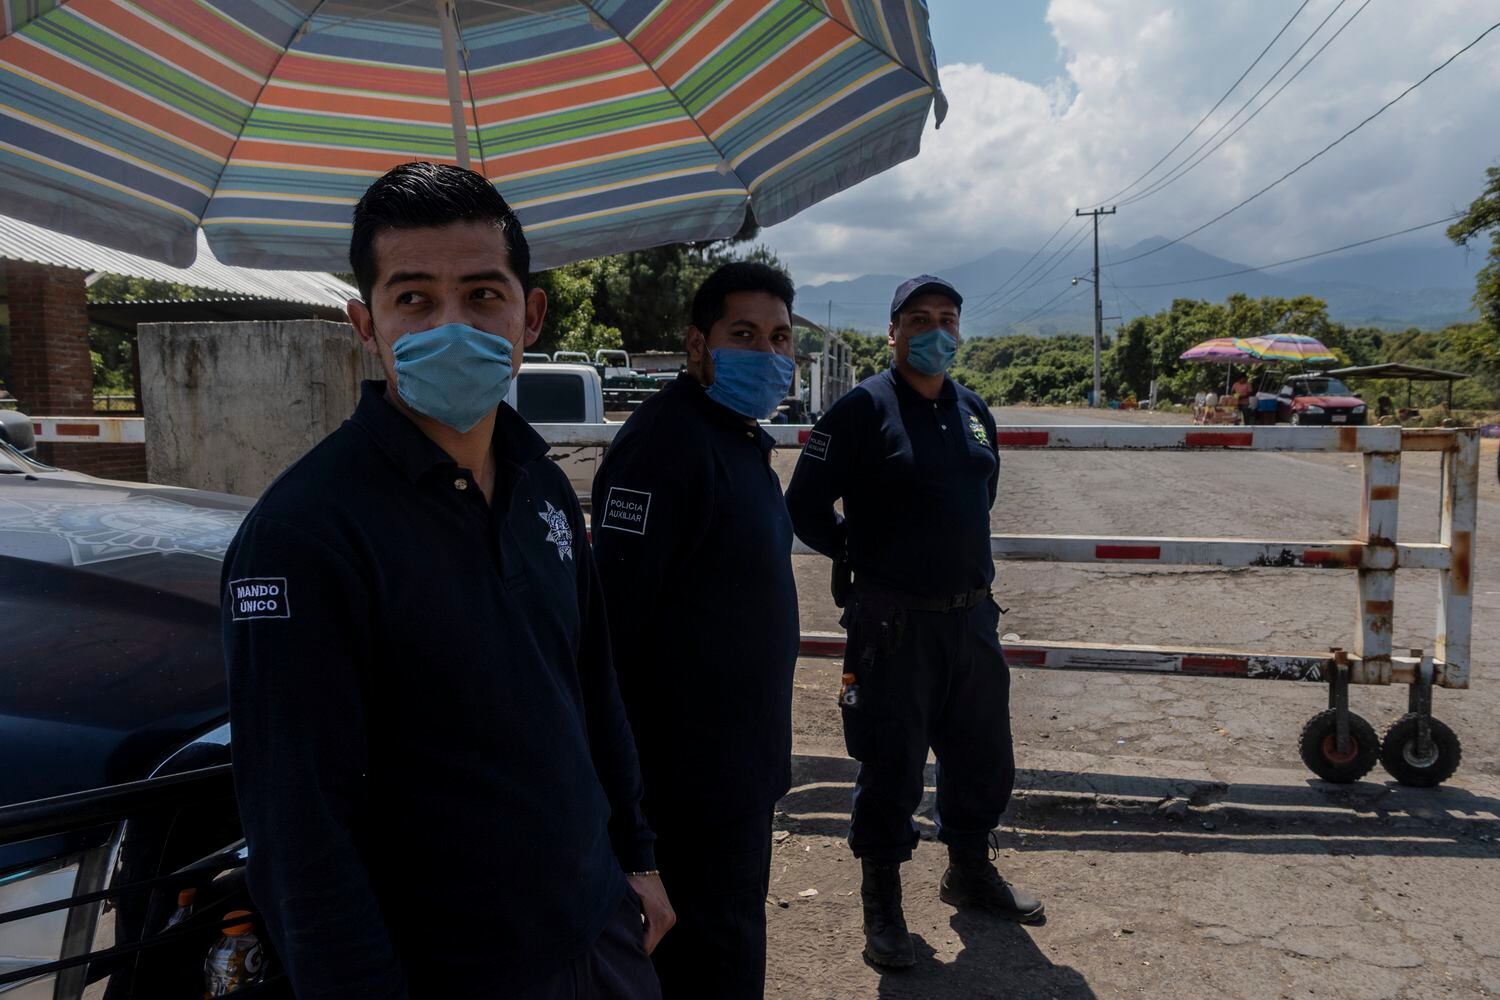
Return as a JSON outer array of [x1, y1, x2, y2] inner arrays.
[[798, 238, 1484, 336]]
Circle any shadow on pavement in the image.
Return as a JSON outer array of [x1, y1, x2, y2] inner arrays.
[[780, 753, 1499, 860], [871, 917, 1095, 1000]]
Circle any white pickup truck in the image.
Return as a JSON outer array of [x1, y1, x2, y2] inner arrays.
[[506, 362, 611, 503]]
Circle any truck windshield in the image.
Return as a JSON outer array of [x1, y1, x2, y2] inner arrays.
[[516, 373, 586, 423]]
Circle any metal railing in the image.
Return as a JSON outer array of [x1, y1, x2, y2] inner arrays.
[[0, 766, 288, 997]]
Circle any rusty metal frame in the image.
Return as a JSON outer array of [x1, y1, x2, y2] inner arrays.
[[540, 423, 1478, 690]]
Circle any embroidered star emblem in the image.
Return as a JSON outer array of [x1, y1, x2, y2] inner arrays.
[[537, 500, 573, 561], [968, 414, 990, 445]]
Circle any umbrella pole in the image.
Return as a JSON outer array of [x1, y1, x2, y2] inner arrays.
[[437, 0, 472, 170]]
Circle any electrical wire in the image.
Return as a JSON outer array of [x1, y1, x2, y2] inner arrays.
[[1112, 214, 1461, 288], [966, 223, 1093, 324], [1108, 19, 1500, 268], [1092, 0, 1314, 205], [1118, 0, 1371, 208], [967, 215, 1076, 311], [990, 284, 1090, 334]]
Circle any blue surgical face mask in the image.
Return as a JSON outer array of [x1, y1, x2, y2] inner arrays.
[[903, 328, 958, 376], [390, 322, 515, 432], [705, 348, 796, 420]]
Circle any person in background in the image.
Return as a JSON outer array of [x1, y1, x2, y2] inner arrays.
[[591, 262, 801, 999], [785, 274, 1043, 971]]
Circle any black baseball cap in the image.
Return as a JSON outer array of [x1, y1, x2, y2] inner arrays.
[[890, 274, 962, 319]]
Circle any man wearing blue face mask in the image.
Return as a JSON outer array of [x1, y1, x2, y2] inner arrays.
[[221, 162, 671, 1000], [591, 262, 800, 1000], [786, 275, 1042, 970]]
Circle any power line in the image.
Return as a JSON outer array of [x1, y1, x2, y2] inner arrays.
[[1100, 239, 1149, 321], [1118, 0, 1370, 208], [1092, 0, 1313, 205], [968, 220, 1090, 316], [1001, 284, 1091, 333], [1110, 19, 1500, 268], [967, 223, 1093, 323], [967, 215, 1075, 311], [1112, 214, 1461, 289]]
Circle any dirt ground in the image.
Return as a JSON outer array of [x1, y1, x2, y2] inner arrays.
[[760, 406, 1500, 999]]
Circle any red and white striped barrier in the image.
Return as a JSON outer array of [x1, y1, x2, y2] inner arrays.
[[796, 635, 1450, 688], [32, 416, 145, 444]]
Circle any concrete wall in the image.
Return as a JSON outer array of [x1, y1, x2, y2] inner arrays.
[[139, 320, 381, 497]]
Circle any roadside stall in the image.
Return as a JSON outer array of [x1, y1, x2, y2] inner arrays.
[[1326, 362, 1470, 420], [1179, 339, 1256, 424]]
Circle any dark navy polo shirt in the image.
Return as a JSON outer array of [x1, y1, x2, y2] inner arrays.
[[222, 381, 652, 999], [591, 373, 799, 820], [785, 367, 1000, 597]]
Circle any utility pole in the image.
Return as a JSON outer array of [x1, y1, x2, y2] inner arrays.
[[1074, 206, 1116, 407]]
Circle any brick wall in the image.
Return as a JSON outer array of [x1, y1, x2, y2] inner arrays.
[[5, 260, 94, 416], [39, 443, 148, 482]]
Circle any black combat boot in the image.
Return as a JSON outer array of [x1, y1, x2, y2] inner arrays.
[[939, 841, 1045, 924], [860, 859, 916, 968]]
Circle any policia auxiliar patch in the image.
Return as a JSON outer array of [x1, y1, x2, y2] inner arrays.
[[805, 430, 832, 460], [230, 577, 290, 621], [600, 487, 652, 534]]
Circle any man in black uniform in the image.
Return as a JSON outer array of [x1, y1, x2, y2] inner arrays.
[[222, 162, 672, 999], [591, 262, 800, 999], [785, 274, 1043, 969]]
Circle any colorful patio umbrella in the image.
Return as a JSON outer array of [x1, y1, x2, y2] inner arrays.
[[1233, 334, 1337, 365], [1179, 338, 1253, 364], [0, 1, 946, 271]]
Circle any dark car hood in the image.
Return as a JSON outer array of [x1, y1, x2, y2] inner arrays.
[[0, 471, 250, 806], [1294, 395, 1363, 409]]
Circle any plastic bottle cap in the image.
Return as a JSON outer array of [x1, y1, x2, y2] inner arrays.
[[222, 910, 254, 936], [177, 888, 196, 907]]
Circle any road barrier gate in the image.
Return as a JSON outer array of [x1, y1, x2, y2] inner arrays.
[[544, 422, 1477, 786]]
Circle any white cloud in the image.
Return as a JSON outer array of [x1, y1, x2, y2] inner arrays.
[[761, 0, 1500, 287]]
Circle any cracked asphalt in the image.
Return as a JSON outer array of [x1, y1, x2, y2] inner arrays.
[[762, 406, 1500, 998]]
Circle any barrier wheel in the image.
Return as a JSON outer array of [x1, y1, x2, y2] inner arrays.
[[1379, 714, 1461, 787], [1298, 709, 1378, 783]]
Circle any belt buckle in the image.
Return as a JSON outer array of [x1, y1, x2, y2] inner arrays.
[[947, 593, 964, 611]]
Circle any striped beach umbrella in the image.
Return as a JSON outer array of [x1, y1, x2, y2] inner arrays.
[[1179, 338, 1253, 365], [0, 1, 946, 271], [1233, 334, 1337, 365]]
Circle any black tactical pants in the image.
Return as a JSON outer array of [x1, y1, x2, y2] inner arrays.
[[839, 590, 1014, 862]]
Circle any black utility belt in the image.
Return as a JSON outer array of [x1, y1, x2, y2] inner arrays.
[[853, 580, 991, 613]]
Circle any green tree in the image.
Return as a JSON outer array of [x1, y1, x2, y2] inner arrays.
[[85, 274, 199, 303], [1110, 317, 1154, 398], [556, 323, 624, 357], [1448, 163, 1500, 332]]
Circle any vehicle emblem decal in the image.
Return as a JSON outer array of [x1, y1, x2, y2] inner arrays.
[[0, 494, 245, 565], [538, 500, 574, 561]]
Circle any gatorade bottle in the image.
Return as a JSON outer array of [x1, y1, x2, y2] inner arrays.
[[165, 888, 196, 929], [203, 911, 265, 997]]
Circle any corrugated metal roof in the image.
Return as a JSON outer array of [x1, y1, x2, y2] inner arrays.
[[0, 214, 355, 308]]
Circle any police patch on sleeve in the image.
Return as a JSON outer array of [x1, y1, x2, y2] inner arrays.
[[600, 487, 651, 534], [805, 431, 832, 461], [230, 578, 290, 621]]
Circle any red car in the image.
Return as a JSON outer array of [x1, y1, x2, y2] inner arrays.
[[1275, 375, 1368, 426]]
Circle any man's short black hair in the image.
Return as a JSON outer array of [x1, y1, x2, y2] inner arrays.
[[350, 161, 531, 303], [690, 261, 795, 334]]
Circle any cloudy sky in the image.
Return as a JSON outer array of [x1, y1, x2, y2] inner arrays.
[[758, 0, 1500, 286]]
